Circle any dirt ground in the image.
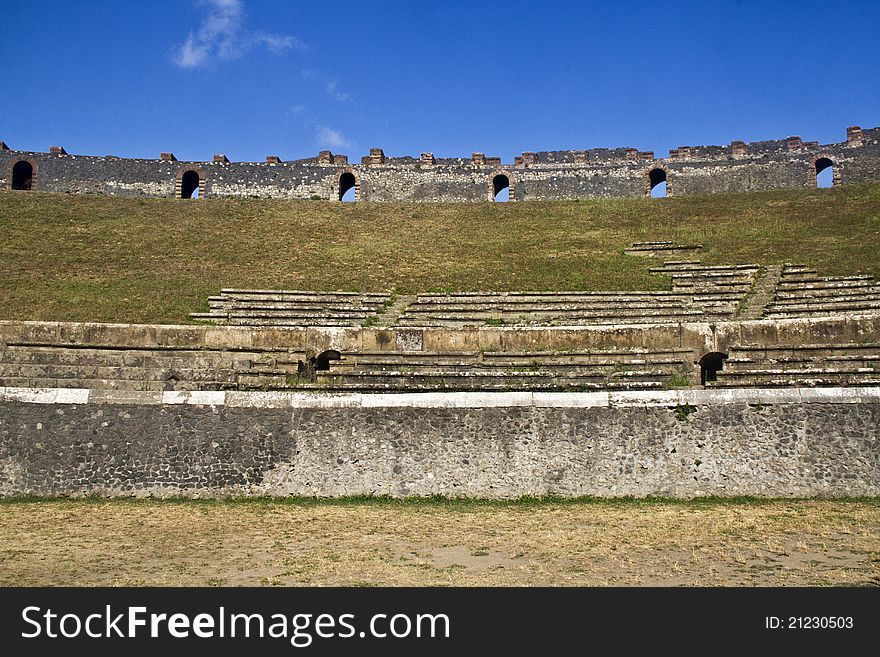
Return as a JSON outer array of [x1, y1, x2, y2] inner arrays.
[[0, 499, 877, 586]]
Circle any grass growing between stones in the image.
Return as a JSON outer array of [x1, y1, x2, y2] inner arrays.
[[0, 183, 878, 324], [0, 498, 877, 586]]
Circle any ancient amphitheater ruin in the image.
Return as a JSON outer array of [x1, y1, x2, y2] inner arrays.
[[1, 128, 878, 499]]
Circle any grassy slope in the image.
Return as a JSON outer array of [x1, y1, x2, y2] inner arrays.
[[1, 183, 878, 324]]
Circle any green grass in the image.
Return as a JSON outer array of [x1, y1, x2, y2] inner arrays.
[[1, 183, 879, 324]]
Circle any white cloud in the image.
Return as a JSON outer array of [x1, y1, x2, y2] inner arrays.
[[325, 79, 351, 102], [316, 126, 351, 150], [255, 32, 307, 54], [173, 0, 306, 69]]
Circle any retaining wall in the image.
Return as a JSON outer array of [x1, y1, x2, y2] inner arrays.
[[1, 387, 877, 498]]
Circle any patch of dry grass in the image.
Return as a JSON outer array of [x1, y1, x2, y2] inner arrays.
[[0, 183, 878, 323], [0, 499, 877, 586]]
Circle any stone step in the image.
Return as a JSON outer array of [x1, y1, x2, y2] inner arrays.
[[395, 315, 708, 327], [726, 344, 880, 359], [0, 377, 232, 391], [399, 309, 709, 321], [327, 362, 684, 376], [318, 368, 674, 381], [199, 317, 371, 327], [414, 291, 704, 301], [4, 342, 289, 353], [0, 346, 276, 368], [723, 358, 879, 372], [207, 302, 384, 312], [779, 272, 873, 281], [767, 296, 880, 309], [774, 288, 880, 301], [0, 363, 239, 382], [718, 366, 878, 377], [235, 370, 673, 392], [307, 374, 668, 392], [781, 263, 815, 273], [670, 271, 757, 280], [776, 279, 876, 290], [219, 289, 390, 300], [764, 304, 880, 318], [671, 280, 752, 289], [403, 301, 741, 313], [650, 263, 759, 273], [213, 310, 372, 319], [483, 349, 692, 359], [406, 300, 700, 311], [293, 379, 666, 392], [401, 307, 708, 317], [709, 372, 880, 387]]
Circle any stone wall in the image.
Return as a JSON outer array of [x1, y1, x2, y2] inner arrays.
[[1, 387, 878, 498], [3, 314, 878, 361], [2, 126, 878, 201]]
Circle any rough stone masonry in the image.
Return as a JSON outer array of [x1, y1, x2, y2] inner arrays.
[[1, 388, 877, 498], [2, 125, 878, 201]]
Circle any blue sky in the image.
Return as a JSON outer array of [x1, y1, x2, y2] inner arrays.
[[2, 1, 879, 162]]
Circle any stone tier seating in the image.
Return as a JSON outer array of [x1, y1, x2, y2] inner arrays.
[[397, 263, 758, 327], [763, 264, 880, 319], [709, 343, 880, 388], [624, 241, 703, 257], [190, 290, 392, 327], [651, 261, 760, 295], [239, 349, 695, 392], [0, 342, 296, 391]]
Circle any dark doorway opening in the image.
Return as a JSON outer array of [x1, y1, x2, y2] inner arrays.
[[699, 352, 728, 385], [815, 157, 834, 188], [648, 168, 667, 198], [339, 172, 356, 201], [492, 174, 510, 202], [11, 161, 33, 190], [180, 170, 200, 198]]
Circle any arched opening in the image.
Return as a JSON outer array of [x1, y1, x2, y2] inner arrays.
[[815, 157, 834, 188], [338, 172, 356, 202], [648, 168, 667, 198], [314, 349, 342, 371], [297, 349, 342, 382], [698, 352, 728, 385], [180, 170, 200, 199], [492, 174, 510, 202], [11, 161, 33, 190]]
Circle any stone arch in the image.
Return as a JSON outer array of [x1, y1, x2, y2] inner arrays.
[[175, 168, 206, 199], [812, 155, 839, 188], [488, 170, 516, 202], [645, 166, 670, 198], [314, 349, 342, 371], [698, 352, 728, 385], [335, 168, 360, 201], [8, 158, 37, 190]]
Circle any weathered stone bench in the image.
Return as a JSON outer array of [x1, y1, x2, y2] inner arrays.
[[192, 289, 391, 327], [708, 342, 880, 387], [0, 342, 292, 391], [312, 370, 671, 392], [710, 370, 879, 387]]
